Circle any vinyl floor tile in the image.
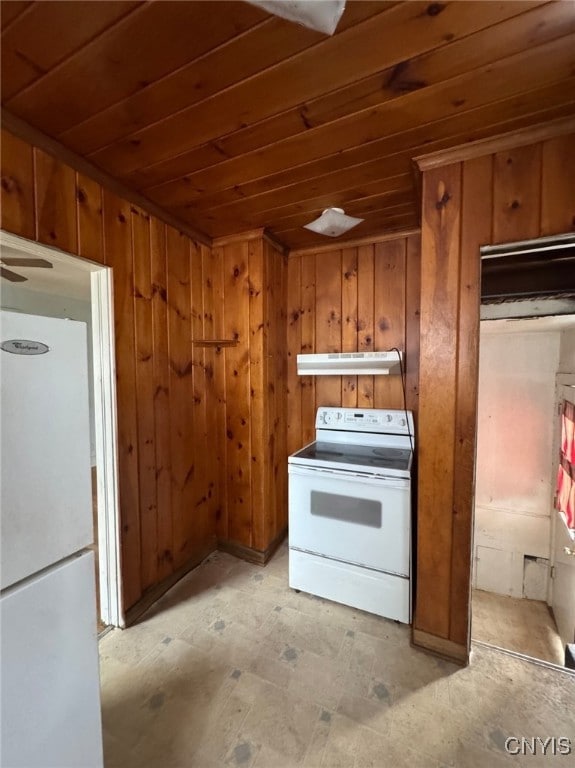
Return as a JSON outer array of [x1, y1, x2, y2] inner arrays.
[[99, 542, 575, 768]]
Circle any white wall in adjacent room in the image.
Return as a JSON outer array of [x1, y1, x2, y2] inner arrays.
[[559, 328, 575, 372], [474, 320, 562, 598]]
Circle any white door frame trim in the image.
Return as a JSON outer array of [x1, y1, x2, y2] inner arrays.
[[90, 267, 123, 627], [0, 230, 123, 627]]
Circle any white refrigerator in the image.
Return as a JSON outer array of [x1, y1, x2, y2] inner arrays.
[[1, 310, 103, 768]]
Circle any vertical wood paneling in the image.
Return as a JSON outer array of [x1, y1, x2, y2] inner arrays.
[[416, 131, 575, 662], [102, 189, 141, 609], [263, 245, 274, 546], [207, 246, 227, 541], [191, 243, 212, 548], [150, 218, 173, 581], [341, 247, 358, 408], [210, 236, 288, 554], [493, 144, 542, 243], [287, 255, 302, 456], [286, 234, 420, 452], [34, 148, 78, 252], [249, 238, 266, 551], [449, 156, 492, 646], [404, 234, 421, 416], [276, 246, 288, 536], [265, 244, 277, 541], [357, 244, 375, 408], [0, 129, 35, 238], [166, 228, 195, 569], [300, 254, 316, 445], [1, 127, 226, 614], [373, 239, 406, 410], [76, 173, 103, 262], [541, 135, 575, 235], [197, 246, 215, 543], [223, 241, 252, 546], [417, 163, 462, 639], [315, 249, 342, 407], [132, 206, 157, 592]]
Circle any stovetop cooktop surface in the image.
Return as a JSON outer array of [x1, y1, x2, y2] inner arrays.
[[291, 441, 411, 472]]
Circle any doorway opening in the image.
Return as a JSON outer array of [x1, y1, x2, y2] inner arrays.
[[0, 230, 123, 630], [471, 234, 575, 669]]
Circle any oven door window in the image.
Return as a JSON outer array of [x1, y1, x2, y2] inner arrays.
[[311, 490, 381, 528]]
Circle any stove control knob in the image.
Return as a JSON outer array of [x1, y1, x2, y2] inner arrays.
[[400, 418, 406, 426], [386, 414, 392, 422]]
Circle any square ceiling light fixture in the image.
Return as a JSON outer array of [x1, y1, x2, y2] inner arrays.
[[247, 0, 346, 35], [304, 208, 364, 238]]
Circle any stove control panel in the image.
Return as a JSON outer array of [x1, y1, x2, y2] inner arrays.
[[316, 407, 413, 435]]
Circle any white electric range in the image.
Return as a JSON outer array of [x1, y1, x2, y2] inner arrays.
[[288, 407, 414, 623]]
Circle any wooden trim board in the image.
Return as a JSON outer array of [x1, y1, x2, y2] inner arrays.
[[263, 229, 289, 256], [289, 227, 421, 256], [212, 228, 265, 246], [124, 541, 216, 626], [412, 628, 469, 665], [192, 339, 238, 348], [218, 527, 288, 566], [414, 114, 575, 172], [1, 110, 212, 246]]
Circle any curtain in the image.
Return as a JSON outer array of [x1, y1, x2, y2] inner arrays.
[[556, 400, 575, 529]]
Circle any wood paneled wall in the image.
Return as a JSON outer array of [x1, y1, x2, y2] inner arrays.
[[415, 132, 575, 662], [211, 234, 288, 556], [286, 234, 421, 453], [0, 128, 218, 611]]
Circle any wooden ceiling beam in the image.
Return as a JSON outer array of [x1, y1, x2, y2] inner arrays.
[[0, 111, 212, 246]]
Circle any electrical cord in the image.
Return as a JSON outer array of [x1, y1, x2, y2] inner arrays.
[[390, 347, 414, 454]]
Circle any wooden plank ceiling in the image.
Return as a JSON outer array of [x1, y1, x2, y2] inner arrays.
[[2, 0, 575, 250]]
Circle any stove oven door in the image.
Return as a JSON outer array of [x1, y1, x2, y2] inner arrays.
[[288, 464, 410, 576]]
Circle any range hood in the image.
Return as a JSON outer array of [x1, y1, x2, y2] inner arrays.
[[297, 351, 402, 376]]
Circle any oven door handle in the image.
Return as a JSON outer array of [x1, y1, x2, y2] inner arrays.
[[288, 463, 409, 489]]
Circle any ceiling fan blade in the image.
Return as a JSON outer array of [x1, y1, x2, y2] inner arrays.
[[0, 257, 53, 268], [0, 267, 28, 283]]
